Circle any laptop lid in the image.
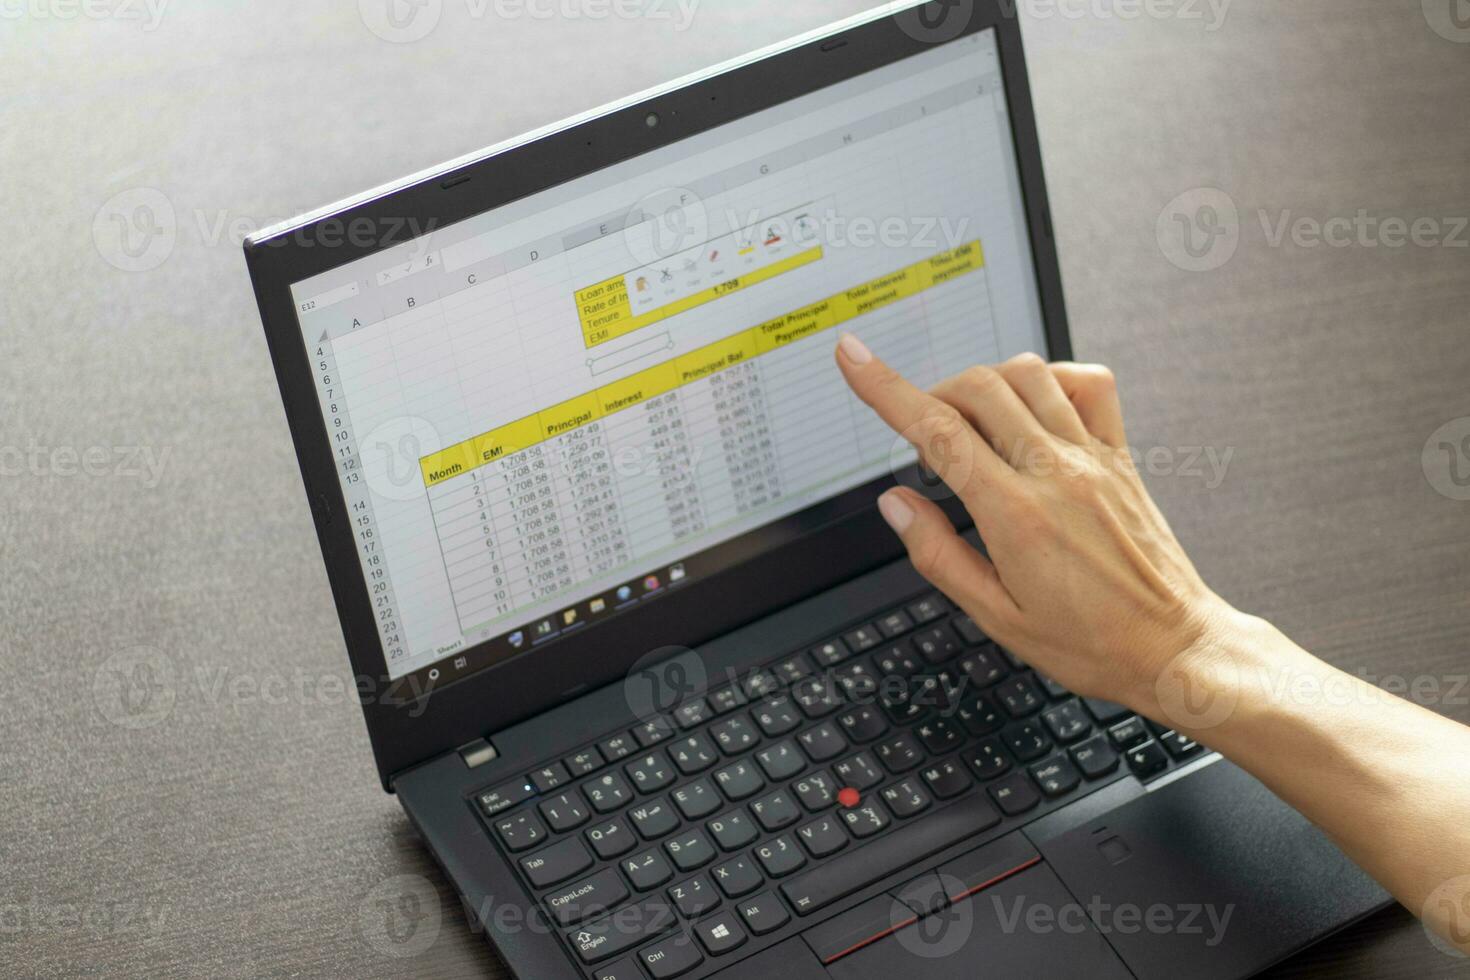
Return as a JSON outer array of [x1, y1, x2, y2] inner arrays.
[[244, 1, 1071, 789]]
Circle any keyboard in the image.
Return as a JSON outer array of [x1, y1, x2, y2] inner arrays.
[[472, 590, 1206, 979]]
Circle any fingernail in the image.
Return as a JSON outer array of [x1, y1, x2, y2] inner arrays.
[[877, 490, 914, 533], [837, 332, 872, 365]]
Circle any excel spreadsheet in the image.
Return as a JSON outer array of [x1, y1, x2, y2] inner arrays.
[[290, 30, 1047, 682]]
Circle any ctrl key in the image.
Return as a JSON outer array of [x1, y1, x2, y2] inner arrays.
[[639, 930, 704, 979], [568, 900, 675, 965]]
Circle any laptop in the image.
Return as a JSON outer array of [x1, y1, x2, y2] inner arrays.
[[244, 3, 1390, 977]]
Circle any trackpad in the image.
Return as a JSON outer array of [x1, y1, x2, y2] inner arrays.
[[823, 864, 1133, 980], [1033, 759, 1389, 980]]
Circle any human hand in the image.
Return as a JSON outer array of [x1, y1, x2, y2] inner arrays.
[[834, 333, 1237, 712]]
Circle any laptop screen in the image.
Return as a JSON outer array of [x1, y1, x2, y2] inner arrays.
[[288, 28, 1046, 686]]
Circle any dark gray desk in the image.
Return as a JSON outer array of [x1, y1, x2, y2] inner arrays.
[[3, 2, 1467, 977]]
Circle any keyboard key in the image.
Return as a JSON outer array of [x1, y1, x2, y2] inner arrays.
[[755, 834, 807, 877], [1030, 756, 1082, 798], [809, 638, 851, 667], [796, 814, 849, 857], [565, 749, 604, 777], [952, 615, 987, 646], [964, 737, 1013, 780], [594, 959, 642, 980], [584, 772, 635, 813], [792, 770, 836, 811], [783, 794, 1000, 915], [1158, 729, 1203, 759], [629, 799, 679, 840], [843, 624, 883, 652], [540, 792, 590, 832], [1127, 740, 1169, 777], [710, 856, 763, 898], [1108, 717, 1150, 749], [712, 759, 764, 801], [707, 685, 747, 715], [567, 900, 675, 964], [477, 779, 534, 819], [915, 717, 964, 754], [920, 758, 972, 799], [877, 609, 915, 638], [1034, 673, 1070, 700], [833, 661, 878, 699], [791, 677, 843, 718], [599, 733, 637, 762], [797, 723, 848, 762], [875, 733, 924, 773], [638, 929, 703, 979], [544, 868, 629, 925], [839, 801, 891, 839], [955, 695, 1006, 736], [670, 734, 719, 774], [957, 648, 1008, 688], [1070, 735, 1120, 779], [710, 716, 758, 755], [1002, 721, 1052, 762], [880, 779, 932, 818], [906, 594, 947, 624], [912, 625, 960, 665], [874, 645, 923, 677], [750, 790, 801, 831], [1084, 697, 1132, 724], [633, 716, 676, 748], [752, 695, 802, 736], [836, 705, 888, 743], [771, 655, 813, 685], [665, 830, 716, 872], [707, 810, 758, 851], [625, 752, 675, 793], [520, 837, 593, 888], [671, 778, 721, 820], [987, 771, 1040, 816], [755, 740, 805, 781], [530, 763, 571, 793], [832, 751, 884, 791], [742, 670, 782, 699], [1041, 700, 1092, 744], [737, 891, 790, 935], [494, 810, 548, 852], [693, 910, 748, 956], [622, 849, 675, 891], [586, 817, 637, 860], [674, 699, 712, 729], [996, 676, 1045, 717], [667, 874, 719, 916]]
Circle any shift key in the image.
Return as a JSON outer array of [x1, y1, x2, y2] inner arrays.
[[568, 900, 677, 964]]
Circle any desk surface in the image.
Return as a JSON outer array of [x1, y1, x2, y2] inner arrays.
[[3, 2, 1468, 977]]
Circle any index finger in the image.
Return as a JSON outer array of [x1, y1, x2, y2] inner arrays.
[[835, 333, 1012, 494]]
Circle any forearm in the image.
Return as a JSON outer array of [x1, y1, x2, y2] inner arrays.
[[1133, 609, 1470, 952]]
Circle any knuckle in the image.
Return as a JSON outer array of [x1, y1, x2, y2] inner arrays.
[[1007, 351, 1048, 376], [917, 403, 969, 444], [959, 364, 1005, 396], [910, 536, 952, 582]]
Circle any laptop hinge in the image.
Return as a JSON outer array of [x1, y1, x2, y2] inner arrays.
[[458, 738, 499, 769]]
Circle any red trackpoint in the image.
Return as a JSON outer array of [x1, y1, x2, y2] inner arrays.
[[837, 787, 861, 809]]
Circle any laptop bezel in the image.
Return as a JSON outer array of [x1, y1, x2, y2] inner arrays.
[[243, 1, 1072, 790]]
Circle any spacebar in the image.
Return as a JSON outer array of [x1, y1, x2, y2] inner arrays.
[[780, 795, 1001, 916]]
